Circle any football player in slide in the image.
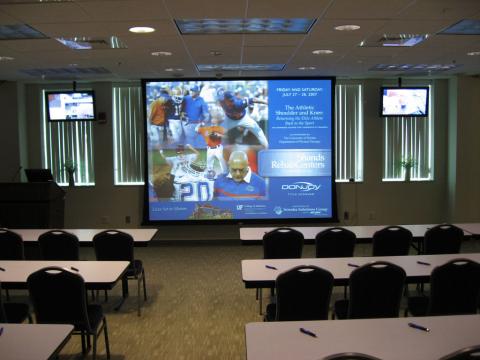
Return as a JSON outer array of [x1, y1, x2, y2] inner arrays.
[[216, 88, 269, 148], [168, 86, 186, 144], [196, 105, 227, 175], [170, 161, 215, 202], [148, 87, 173, 145]]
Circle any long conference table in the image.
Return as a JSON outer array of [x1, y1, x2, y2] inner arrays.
[[8, 228, 157, 245], [0, 323, 74, 360], [0, 260, 129, 290], [245, 314, 480, 360], [239, 223, 478, 244], [242, 253, 480, 288]]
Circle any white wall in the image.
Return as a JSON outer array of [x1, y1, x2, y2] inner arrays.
[[1, 77, 478, 239]]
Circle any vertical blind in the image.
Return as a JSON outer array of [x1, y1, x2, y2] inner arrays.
[[383, 86, 433, 181], [335, 84, 363, 182], [112, 85, 144, 185], [42, 91, 95, 186]]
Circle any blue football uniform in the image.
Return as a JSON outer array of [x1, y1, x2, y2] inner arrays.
[[214, 168, 266, 200]]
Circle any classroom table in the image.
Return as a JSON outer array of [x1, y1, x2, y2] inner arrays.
[[0, 323, 73, 360], [245, 314, 480, 360], [456, 223, 480, 236], [7, 228, 157, 245], [239, 224, 439, 243], [0, 260, 129, 290], [241, 253, 480, 288]]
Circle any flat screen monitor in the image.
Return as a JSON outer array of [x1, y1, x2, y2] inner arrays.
[[24, 169, 54, 182], [380, 87, 429, 117], [45, 90, 96, 121], [142, 77, 337, 224]]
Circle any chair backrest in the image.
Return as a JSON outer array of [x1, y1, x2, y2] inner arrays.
[[322, 353, 382, 360], [275, 265, 334, 321], [38, 230, 79, 260], [262, 227, 303, 259], [93, 230, 135, 263], [0, 281, 7, 322], [372, 225, 412, 257], [348, 261, 406, 319], [438, 345, 480, 360], [0, 228, 25, 260], [423, 224, 463, 255], [315, 227, 356, 258], [428, 258, 480, 316], [27, 266, 92, 332]]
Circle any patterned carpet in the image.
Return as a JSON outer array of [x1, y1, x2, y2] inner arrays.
[[6, 239, 480, 359]]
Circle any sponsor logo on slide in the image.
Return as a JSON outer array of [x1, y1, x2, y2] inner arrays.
[[281, 182, 321, 192]]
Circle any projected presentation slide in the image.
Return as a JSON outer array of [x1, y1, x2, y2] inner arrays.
[[144, 78, 334, 222]]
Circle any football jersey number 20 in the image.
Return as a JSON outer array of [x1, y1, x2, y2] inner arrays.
[[180, 181, 212, 201]]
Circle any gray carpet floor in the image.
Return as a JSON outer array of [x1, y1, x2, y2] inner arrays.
[[5, 238, 480, 359]]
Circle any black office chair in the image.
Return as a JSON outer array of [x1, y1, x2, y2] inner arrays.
[[0, 228, 25, 260], [263, 227, 304, 259], [0, 228, 25, 300], [0, 281, 32, 323], [93, 230, 147, 316], [334, 261, 406, 319], [423, 224, 463, 255], [259, 227, 304, 314], [322, 353, 383, 360], [265, 265, 334, 321], [405, 258, 480, 317], [372, 225, 412, 256], [315, 227, 356, 258], [27, 266, 110, 360], [438, 345, 480, 360], [38, 229, 80, 260]]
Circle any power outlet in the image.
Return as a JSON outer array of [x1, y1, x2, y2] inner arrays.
[[368, 211, 376, 220], [125, 215, 131, 224], [343, 211, 349, 220], [100, 216, 109, 225]]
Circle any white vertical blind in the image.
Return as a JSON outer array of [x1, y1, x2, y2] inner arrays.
[[335, 84, 364, 181], [42, 90, 95, 186], [112, 85, 144, 185]]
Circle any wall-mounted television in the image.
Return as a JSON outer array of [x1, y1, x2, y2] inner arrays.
[[142, 77, 337, 224], [380, 87, 429, 117], [45, 90, 96, 121]]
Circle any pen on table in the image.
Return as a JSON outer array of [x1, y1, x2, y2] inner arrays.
[[348, 263, 359, 268], [0, 267, 5, 271], [70, 266, 79, 272], [408, 322, 430, 332], [265, 265, 277, 270], [299, 327, 317, 338], [417, 261, 431, 266]]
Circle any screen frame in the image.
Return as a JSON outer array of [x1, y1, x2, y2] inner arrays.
[[45, 90, 97, 122], [141, 76, 338, 226], [380, 86, 429, 117]]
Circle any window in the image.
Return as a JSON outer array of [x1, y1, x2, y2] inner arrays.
[[42, 90, 95, 186], [335, 84, 363, 182], [112, 85, 144, 185], [383, 85, 433, 181]]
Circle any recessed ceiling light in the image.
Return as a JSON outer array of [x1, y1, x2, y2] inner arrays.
[[165, 68, 183, 72], [335, 24, 360, 31], [129, 26, 155, 34], [151, 51, 172, 56], [467, 51, 480, 56], [298, 66, 316, 70], [312, 49, 333, 55], [0, 56, 14, 61]]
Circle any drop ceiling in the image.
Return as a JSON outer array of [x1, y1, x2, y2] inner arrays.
[[0, 0, 478, 81]]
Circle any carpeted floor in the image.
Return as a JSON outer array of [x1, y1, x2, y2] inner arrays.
[[5, 238, 480, 359]]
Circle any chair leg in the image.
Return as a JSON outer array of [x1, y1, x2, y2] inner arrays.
[[137, 276, 141, 317], [103, 317, 111, 360], [142, 269, 147, 301], [92, 333, 97, 360], [5, 289, 10, 301], [81, 331, 87, 355]]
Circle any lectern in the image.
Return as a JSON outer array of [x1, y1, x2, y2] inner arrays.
[[0, 182, 65, 228]]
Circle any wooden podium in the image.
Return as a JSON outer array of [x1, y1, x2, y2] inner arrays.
[[0, 182, 65, 228]]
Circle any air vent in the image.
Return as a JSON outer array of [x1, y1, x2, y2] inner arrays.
[[56, 36, 127, 50], [20, 67, 111, 77]]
